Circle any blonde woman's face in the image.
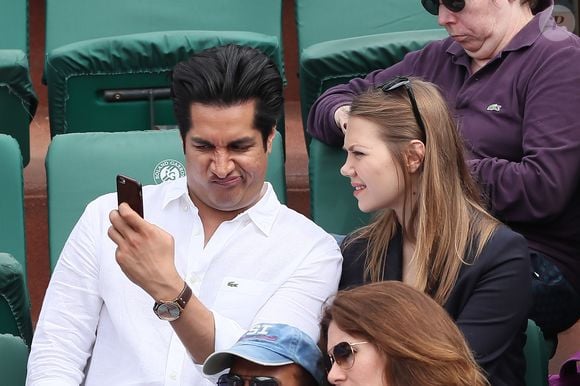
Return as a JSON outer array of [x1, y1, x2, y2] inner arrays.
[[326, 321, 387, 386], [341, 116, 405, 214]]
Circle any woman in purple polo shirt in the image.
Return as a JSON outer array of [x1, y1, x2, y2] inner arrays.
[[308, 0, 580, 341]]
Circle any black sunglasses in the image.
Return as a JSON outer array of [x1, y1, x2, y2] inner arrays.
[[379, 76, 427, 141], [326, 341, 368, 372], [218, 373, 280, 386], [421, 0, 465, 15]]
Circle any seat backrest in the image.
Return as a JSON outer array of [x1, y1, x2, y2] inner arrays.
[[524, 319, 549, 386], [0, 253, 33, 347], [295, 0, 440, 53], [309, 138, 371, 235], [0, 134, 27, 273], [0, 0, 27, 52], [0, 333, 29, 385], [300, 28, 448, 146], [46, 0, 282, 54], [0, 0, 36, 166], [45, 1, 284, 139], [46, 129, 286, 271]]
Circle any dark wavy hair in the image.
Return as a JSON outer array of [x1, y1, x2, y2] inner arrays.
[[171, 44, 283, 148]]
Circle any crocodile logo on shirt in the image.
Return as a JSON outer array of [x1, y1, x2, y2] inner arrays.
[[486, 103, 502, 112], [153, 159, 186, 184], [227, 281, 239, 288]]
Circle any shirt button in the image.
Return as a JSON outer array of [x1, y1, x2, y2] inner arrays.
[[169, 371, 177, 380]]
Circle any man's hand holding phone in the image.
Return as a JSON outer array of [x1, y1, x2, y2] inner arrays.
[[109, 175, 183, 302]]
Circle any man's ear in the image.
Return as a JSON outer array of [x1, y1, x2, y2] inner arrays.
[[266, 127, 276, 154], [405, 139, 425, 174]]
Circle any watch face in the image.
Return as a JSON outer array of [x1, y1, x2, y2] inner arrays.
[[156, 303, 181, 321]]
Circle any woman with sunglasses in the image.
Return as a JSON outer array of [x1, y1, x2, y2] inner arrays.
[[308, 0, 580, 343], [320, 281, 490, 386], [336, 78, 530, 386]]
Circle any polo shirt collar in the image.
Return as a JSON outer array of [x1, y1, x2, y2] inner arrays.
[[162, 176, 189, 209], [161, 177, 280, 236]]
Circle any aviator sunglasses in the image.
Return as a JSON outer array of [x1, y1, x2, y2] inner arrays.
[[379, 76, 427, 142], [218, 373, 280, 386], [421, 0, 466, 15], [326, 341, 369, 371]]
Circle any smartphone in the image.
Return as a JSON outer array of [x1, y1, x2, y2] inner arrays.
[[116, 174, 144, 218]]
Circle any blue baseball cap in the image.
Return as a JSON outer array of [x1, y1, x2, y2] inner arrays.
[[203, 323, 324, 384]]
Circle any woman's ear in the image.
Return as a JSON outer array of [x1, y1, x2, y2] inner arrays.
[[405, 140, 425, 174]]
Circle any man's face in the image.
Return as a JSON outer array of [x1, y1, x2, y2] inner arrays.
[[226, 358, 306, 386], [184, 100, 274, 218]]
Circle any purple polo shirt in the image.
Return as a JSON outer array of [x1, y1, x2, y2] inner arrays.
[[307, 4, 580, 293]]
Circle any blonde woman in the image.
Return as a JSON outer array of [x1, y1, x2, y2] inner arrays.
[[338, 77, 530, 386], [320, 281, 490, 386]]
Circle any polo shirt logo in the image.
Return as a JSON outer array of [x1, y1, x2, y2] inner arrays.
[[486, 103, 502, 112]]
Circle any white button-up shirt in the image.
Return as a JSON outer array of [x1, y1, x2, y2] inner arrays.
[[27, 178, 342, 386]]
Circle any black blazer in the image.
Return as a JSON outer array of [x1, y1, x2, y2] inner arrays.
[[340, 225, 532, 386]]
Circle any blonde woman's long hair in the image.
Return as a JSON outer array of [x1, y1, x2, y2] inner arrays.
[[346, 78, 498, 304], [319, 281, 490, 386]]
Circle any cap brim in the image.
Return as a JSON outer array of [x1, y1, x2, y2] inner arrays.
[[203, 342, 294, 375]]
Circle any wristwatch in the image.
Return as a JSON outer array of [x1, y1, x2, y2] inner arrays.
[[153, 282, 192, 321]]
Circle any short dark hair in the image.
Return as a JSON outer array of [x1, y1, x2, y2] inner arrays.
[[171, 44, 283, 146]]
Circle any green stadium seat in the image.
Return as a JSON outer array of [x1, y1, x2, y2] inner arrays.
[[300, 29, 448, 147], [0, 0, 38, 166], [0, 134, 28, 283], [0, 134, 32, 347], [524, 319, 549, 386], [0, 333, 29, 385], [295, 0, 444, 145], [45, 129, 286, 271], [44, 0, 284, 138], [0, 253, 33, 347]]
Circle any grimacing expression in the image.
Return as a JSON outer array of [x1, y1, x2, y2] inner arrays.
[[184, 100, 274, 217], [230, 357, 305, 386], [341, 116, 406, 214]]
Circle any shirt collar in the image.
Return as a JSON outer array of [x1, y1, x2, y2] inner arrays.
[[446, 4, 555, 60], [161, 177, 281, 236]]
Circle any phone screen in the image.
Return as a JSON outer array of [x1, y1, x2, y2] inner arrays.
[[116, 174, 144, 217]]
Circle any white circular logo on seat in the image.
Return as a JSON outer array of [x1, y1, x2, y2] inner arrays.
[[153, 159, 186, 184]]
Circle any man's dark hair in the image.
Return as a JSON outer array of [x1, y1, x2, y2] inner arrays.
[[171, 44, 283, 147]]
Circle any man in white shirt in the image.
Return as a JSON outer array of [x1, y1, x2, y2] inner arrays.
[[27, 44, 342, 386]]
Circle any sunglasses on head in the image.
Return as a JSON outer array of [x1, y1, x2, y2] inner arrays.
[[378, 76, 427, 141], [326, 341, 369, 372], [421, 0, 465, 15]]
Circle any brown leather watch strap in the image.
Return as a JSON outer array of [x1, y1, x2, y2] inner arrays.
[[175, 282, 192, 310]]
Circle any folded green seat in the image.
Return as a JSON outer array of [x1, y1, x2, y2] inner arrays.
[[0, 0, 37, 166], [0, 253, 33, 348], [0, 134, 32, 347], [295, 0, 442, 143], [46, 129, 286, 272], [0, 134, 27, 284], [45, 0, 284, 138]]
